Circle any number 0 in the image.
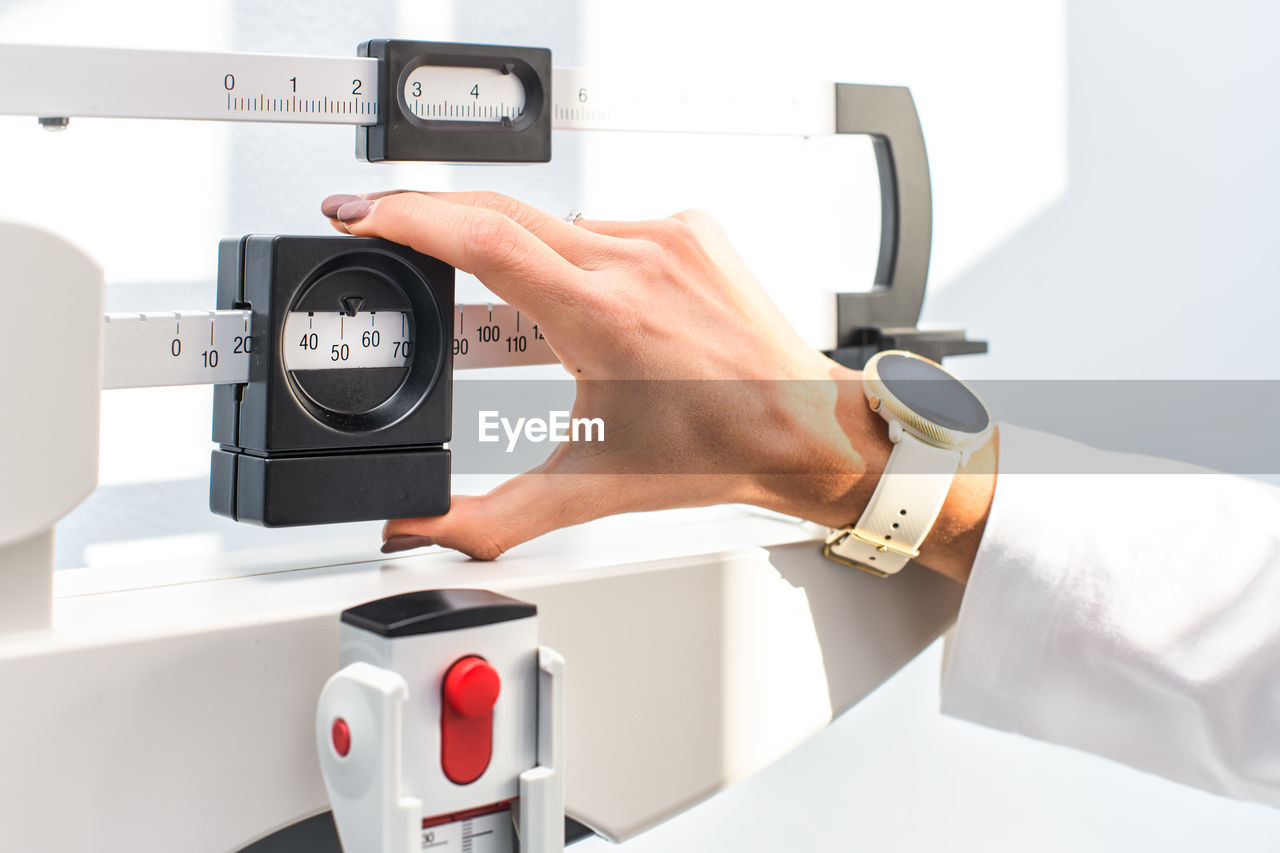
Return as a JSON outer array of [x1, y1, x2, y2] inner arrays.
[[224, 74, 235, 91]]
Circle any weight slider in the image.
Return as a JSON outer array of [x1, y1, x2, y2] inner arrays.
[[210, 234, 454, 526]]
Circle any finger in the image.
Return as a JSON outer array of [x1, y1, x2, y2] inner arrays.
[[575, 216, 707, 265], [585, 209, 762, 290], [380, 471, 623, 560], [321, 193, 361, 218], [321, 189, 411, 218], [423, 191, 619, 269], [334, 192, 589, 319], [575, 217, 676, 242], [579, 211, 718, 255]]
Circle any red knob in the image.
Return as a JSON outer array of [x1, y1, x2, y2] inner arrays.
[[443, 656, 501, 718], [441, 656, 501, 784], [331, 718, 351, 757]]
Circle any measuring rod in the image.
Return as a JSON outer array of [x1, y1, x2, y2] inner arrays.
[[0, 42, 835, 139]]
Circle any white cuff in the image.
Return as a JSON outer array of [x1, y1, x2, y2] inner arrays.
[[939, 423, 1280, 806]]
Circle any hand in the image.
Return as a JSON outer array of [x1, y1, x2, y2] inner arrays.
[[320, 191, 996, 582]]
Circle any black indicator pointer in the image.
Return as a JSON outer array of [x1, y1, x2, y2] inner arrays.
[[341, 295, 365, 317]]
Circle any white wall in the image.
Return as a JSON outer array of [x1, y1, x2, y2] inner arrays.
[[4, 0, 1279, 848]]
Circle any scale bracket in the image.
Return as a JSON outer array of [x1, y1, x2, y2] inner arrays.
[[828, 83, 987, 367]]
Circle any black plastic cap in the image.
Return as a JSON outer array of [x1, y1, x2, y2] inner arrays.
[[342, 589, 536, 637], [226, 447, 450, 527], [209, 449, 238, 521]]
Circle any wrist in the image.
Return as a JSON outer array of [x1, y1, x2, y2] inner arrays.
[[915, 427, 998, 584], [739, 360, 890, 527], [743, 357, 998, 585]]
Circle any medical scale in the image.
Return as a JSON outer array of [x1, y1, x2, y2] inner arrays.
[[0, 37, 982, 852]]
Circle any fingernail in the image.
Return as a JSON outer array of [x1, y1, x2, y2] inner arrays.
[[381, 534, 435, 554], [321, 193, 362, 218], [336, 199, 373, 224]]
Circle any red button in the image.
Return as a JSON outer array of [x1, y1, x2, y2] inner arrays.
[[444, 657, 501, 717], [331, 718, 351, 757], [441, 656, 500, 784]]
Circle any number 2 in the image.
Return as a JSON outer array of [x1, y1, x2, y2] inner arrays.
[[352, 79, 363, 95]]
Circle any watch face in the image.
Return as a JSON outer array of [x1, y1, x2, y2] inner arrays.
[[876, 353, 990, 435]]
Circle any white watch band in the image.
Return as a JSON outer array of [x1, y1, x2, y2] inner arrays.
[[824, 433, 961, 576]]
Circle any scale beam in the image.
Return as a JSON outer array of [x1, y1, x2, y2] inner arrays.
[[0, 43, 835, 137], [102, 310, 253, 389], [101, 303, 559, 389], [0, 45, 380, 125]]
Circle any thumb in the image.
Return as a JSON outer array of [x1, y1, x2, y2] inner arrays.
[[380, 470, 620, 560]]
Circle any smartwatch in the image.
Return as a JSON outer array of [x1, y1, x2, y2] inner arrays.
[[823, 350, 993, 576]]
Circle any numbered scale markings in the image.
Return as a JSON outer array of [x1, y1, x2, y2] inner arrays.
[[102, 310, 253, 389], [402, 65, 526, 123], [101, 303, 557, 389], [453, 303, 553, 369], [282, 310, 412, 371]]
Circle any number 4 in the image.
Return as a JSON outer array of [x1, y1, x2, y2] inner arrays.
[[470, 84, 479, 99]]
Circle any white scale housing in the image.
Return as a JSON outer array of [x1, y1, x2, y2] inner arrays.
[[316, 590, 563, 853]]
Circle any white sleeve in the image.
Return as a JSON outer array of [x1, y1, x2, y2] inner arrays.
[[941, 423, 1280, 807]]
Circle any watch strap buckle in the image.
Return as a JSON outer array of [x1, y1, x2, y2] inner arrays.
[[822, 526, 919, 577]]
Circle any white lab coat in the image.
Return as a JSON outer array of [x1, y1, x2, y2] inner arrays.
[[941, 424, 1280, 807]]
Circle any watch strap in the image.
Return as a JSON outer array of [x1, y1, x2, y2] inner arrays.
[[824, 434, 961, 576]]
